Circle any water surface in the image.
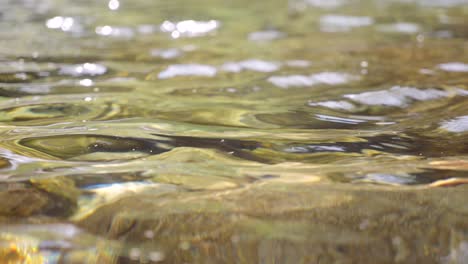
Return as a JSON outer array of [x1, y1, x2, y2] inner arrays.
[[0, 0, 468, 263]]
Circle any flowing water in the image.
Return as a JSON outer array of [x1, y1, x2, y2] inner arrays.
[[0, 0, 468, 263]]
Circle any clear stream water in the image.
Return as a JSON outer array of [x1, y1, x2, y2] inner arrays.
[[0, 0, 467, 263]]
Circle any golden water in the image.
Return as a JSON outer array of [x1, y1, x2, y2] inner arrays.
[[0, 0, 467, 263]]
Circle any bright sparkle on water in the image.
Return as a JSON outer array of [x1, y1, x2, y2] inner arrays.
[[46, 16, 75, 31], [108, 0, 120, 10], [79, 79, 94, 86], [160, 20, 220, 38]]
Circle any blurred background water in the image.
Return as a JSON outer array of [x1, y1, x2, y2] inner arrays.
[[0, 0, 467, 263]]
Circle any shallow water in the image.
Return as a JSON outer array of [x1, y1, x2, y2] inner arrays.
[[0, 0, 468, 263]]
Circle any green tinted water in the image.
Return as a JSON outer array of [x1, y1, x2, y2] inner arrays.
[[0, 0, 467, 263]]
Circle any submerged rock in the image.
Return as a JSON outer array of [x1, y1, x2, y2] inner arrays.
[[76, 182, 468, 263], [0, 188, 49, 217], [0, 177, 80, 218]]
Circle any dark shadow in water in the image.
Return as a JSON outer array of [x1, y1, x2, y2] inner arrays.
[[19, 135, 170, 159], [19, 133, 265, 162]]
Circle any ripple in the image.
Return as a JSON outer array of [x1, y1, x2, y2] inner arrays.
[[20, 135, 169, 160], [315, 114, 366, 125], [285, 60, 311, 68], [268, 72, 358, 88], [280, 135, 416, 155], [0, 60, 57, 74], [150, 48, 182, 59], [0, 82, 131, 97], [19, 133, 264, 163], [437, 62, 468, 73], [95, 25, 135, 38], [255, 111, 371, 129], [151, 134, 263, 162], [312, 72, 358, 85], [376, 22, 421, 34], [0, 98, 132, 124], [284, 145, 346, 153], [268, 75, 316, 88], [59, 63, 107, 77], [0, 72, 39, 83], [344, 86, 449, 107], [308, 100, 355, 111], [418, 0, 468, 7], [320, 15, 374, 32], [158, 64, 217, 79], [0, 103, 91, 122], [0, 61, 55, 82], [221, 60, 280, 73], [360, 173, 416, 185], [0, 148, 40, 172], [304, 0, 345, 9], [160, 20, 219, 38], [2, 0, 468, 261], [248, 30, 285, 42]]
